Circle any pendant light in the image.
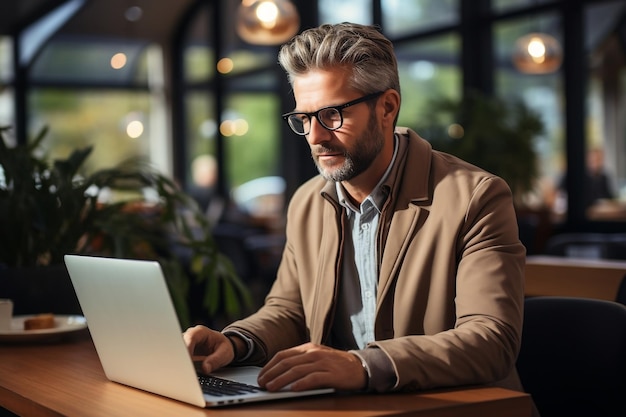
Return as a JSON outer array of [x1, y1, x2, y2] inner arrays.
[[512, 32, 563, 74], [236, 0, 300, 46]]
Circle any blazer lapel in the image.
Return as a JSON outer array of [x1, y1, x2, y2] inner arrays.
[[377, 203, 422, 306], [376, 128, 433, 309], [310, 191, 343, 344]]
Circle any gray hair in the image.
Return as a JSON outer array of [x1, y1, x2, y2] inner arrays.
[[278, 23, 401, 98]]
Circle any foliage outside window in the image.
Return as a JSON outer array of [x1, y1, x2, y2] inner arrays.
[[395, 34, 461, 129], [28, 89, 153, 175], [225, 93, 280, 187], [0, 36, 13, 127]]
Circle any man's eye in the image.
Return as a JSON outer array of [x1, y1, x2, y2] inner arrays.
[[322, 109, 340, 121]]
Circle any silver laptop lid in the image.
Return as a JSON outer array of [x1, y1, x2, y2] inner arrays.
[[65, 254, 334, 407], [64, 254, 207, 407]]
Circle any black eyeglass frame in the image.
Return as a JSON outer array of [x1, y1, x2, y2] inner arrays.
[[281, 91, 384, 136]]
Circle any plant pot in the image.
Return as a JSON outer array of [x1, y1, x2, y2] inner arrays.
[[0, 265, 82, 316]]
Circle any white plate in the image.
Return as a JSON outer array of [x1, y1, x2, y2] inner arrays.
[[0, 315, 87, 343]]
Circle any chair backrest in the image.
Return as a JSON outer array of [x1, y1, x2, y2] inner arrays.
[[617, 277, 626, 305], [544, 233, 626, 260], [516, 296, 626, 417]]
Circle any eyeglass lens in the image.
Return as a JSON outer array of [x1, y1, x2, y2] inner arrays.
[[288, 108, 342, 135]]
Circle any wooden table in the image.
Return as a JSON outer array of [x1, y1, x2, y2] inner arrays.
[[525, 255, 626, 302], [0, 331, 531, 417]]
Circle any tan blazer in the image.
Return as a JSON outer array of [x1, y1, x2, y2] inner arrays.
[[226, 127, 526, 393]]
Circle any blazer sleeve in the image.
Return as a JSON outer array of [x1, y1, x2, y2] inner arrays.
[[222, 180, 325, 364]]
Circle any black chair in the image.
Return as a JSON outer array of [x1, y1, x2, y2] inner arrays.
[[518, 214, 539, 254], [543, 233, 626, 260], [617, 276, 626, 306], [516, 296, 626, 417]]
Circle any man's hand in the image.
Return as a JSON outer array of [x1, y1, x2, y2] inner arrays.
[[182, 325, 234, 374], [257, 343, 367, 392]]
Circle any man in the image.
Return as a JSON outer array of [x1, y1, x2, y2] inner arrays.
[[584, 147, 614, 206], [184, 22, 526, 395]]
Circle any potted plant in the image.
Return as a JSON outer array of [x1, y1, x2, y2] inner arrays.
[[0, 126, 252, 327], [415, 90, 543, 204]]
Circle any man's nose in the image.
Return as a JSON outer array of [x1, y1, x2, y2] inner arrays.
[[306, 117, 331, 145]]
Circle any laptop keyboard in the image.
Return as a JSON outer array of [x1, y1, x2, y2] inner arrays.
[[198, 375, 263, 397]]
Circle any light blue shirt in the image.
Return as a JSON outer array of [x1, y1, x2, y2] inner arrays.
[[336, 187, 385, 348], [331, 136, 398, 350]]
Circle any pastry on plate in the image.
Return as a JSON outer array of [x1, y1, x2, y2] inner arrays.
[[24, 313, 56, 330]]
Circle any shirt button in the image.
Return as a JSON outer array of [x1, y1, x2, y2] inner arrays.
[[365, 290, 373, 298], [361, 223, 369, 230]]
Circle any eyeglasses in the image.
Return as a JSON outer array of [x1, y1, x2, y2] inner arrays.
[[282, 91, 384, 136]]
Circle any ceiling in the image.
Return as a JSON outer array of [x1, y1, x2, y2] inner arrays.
[[0, 0, 198, 43], [4, 1, 626, 46], [0, 0, 65, 35]]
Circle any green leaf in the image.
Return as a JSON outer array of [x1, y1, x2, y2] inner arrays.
[[0, 126, 252, 324]]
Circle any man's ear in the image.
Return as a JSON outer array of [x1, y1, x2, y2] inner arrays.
[[380, 89, 400, 127]]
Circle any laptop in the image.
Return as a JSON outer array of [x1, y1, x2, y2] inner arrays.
[[64, 254, 334, 407]]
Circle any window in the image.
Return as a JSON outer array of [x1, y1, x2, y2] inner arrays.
[[394, 34, 461, 128], [27, 37, 168, 175], [0, 36, 13, 127], [492, 0, 626, 224], [493, 12, 564, 212], [584, 1, 626, 220], [4, 0, 626, 231], [492, 0, 559, 13], [382, 0, 458, 37], [319, 0, 372, 25], [30, 36, 150, 85], [224, 91, 280, 187], [182, 2, 283, 217], [28, 89, 154, 173]]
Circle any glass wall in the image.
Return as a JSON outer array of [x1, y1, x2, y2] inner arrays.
[[382, 0, 458, 38], [223, 91, 280, 187], [492, 1, 626, 224], [4, 0, 626, 230], [28, 89, 153, 173], [0, 36, 14, 128], [182, 5, 216, 207], [23, 30, 167, 177], [584, 1, 626, 221], [493, 12, 564, 213], [319, 0, 372, 25], [394, 34, 461, 128], [182, 2, 284, 220]]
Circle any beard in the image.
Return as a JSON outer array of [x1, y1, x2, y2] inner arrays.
[[312, 118, 384, 182]]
